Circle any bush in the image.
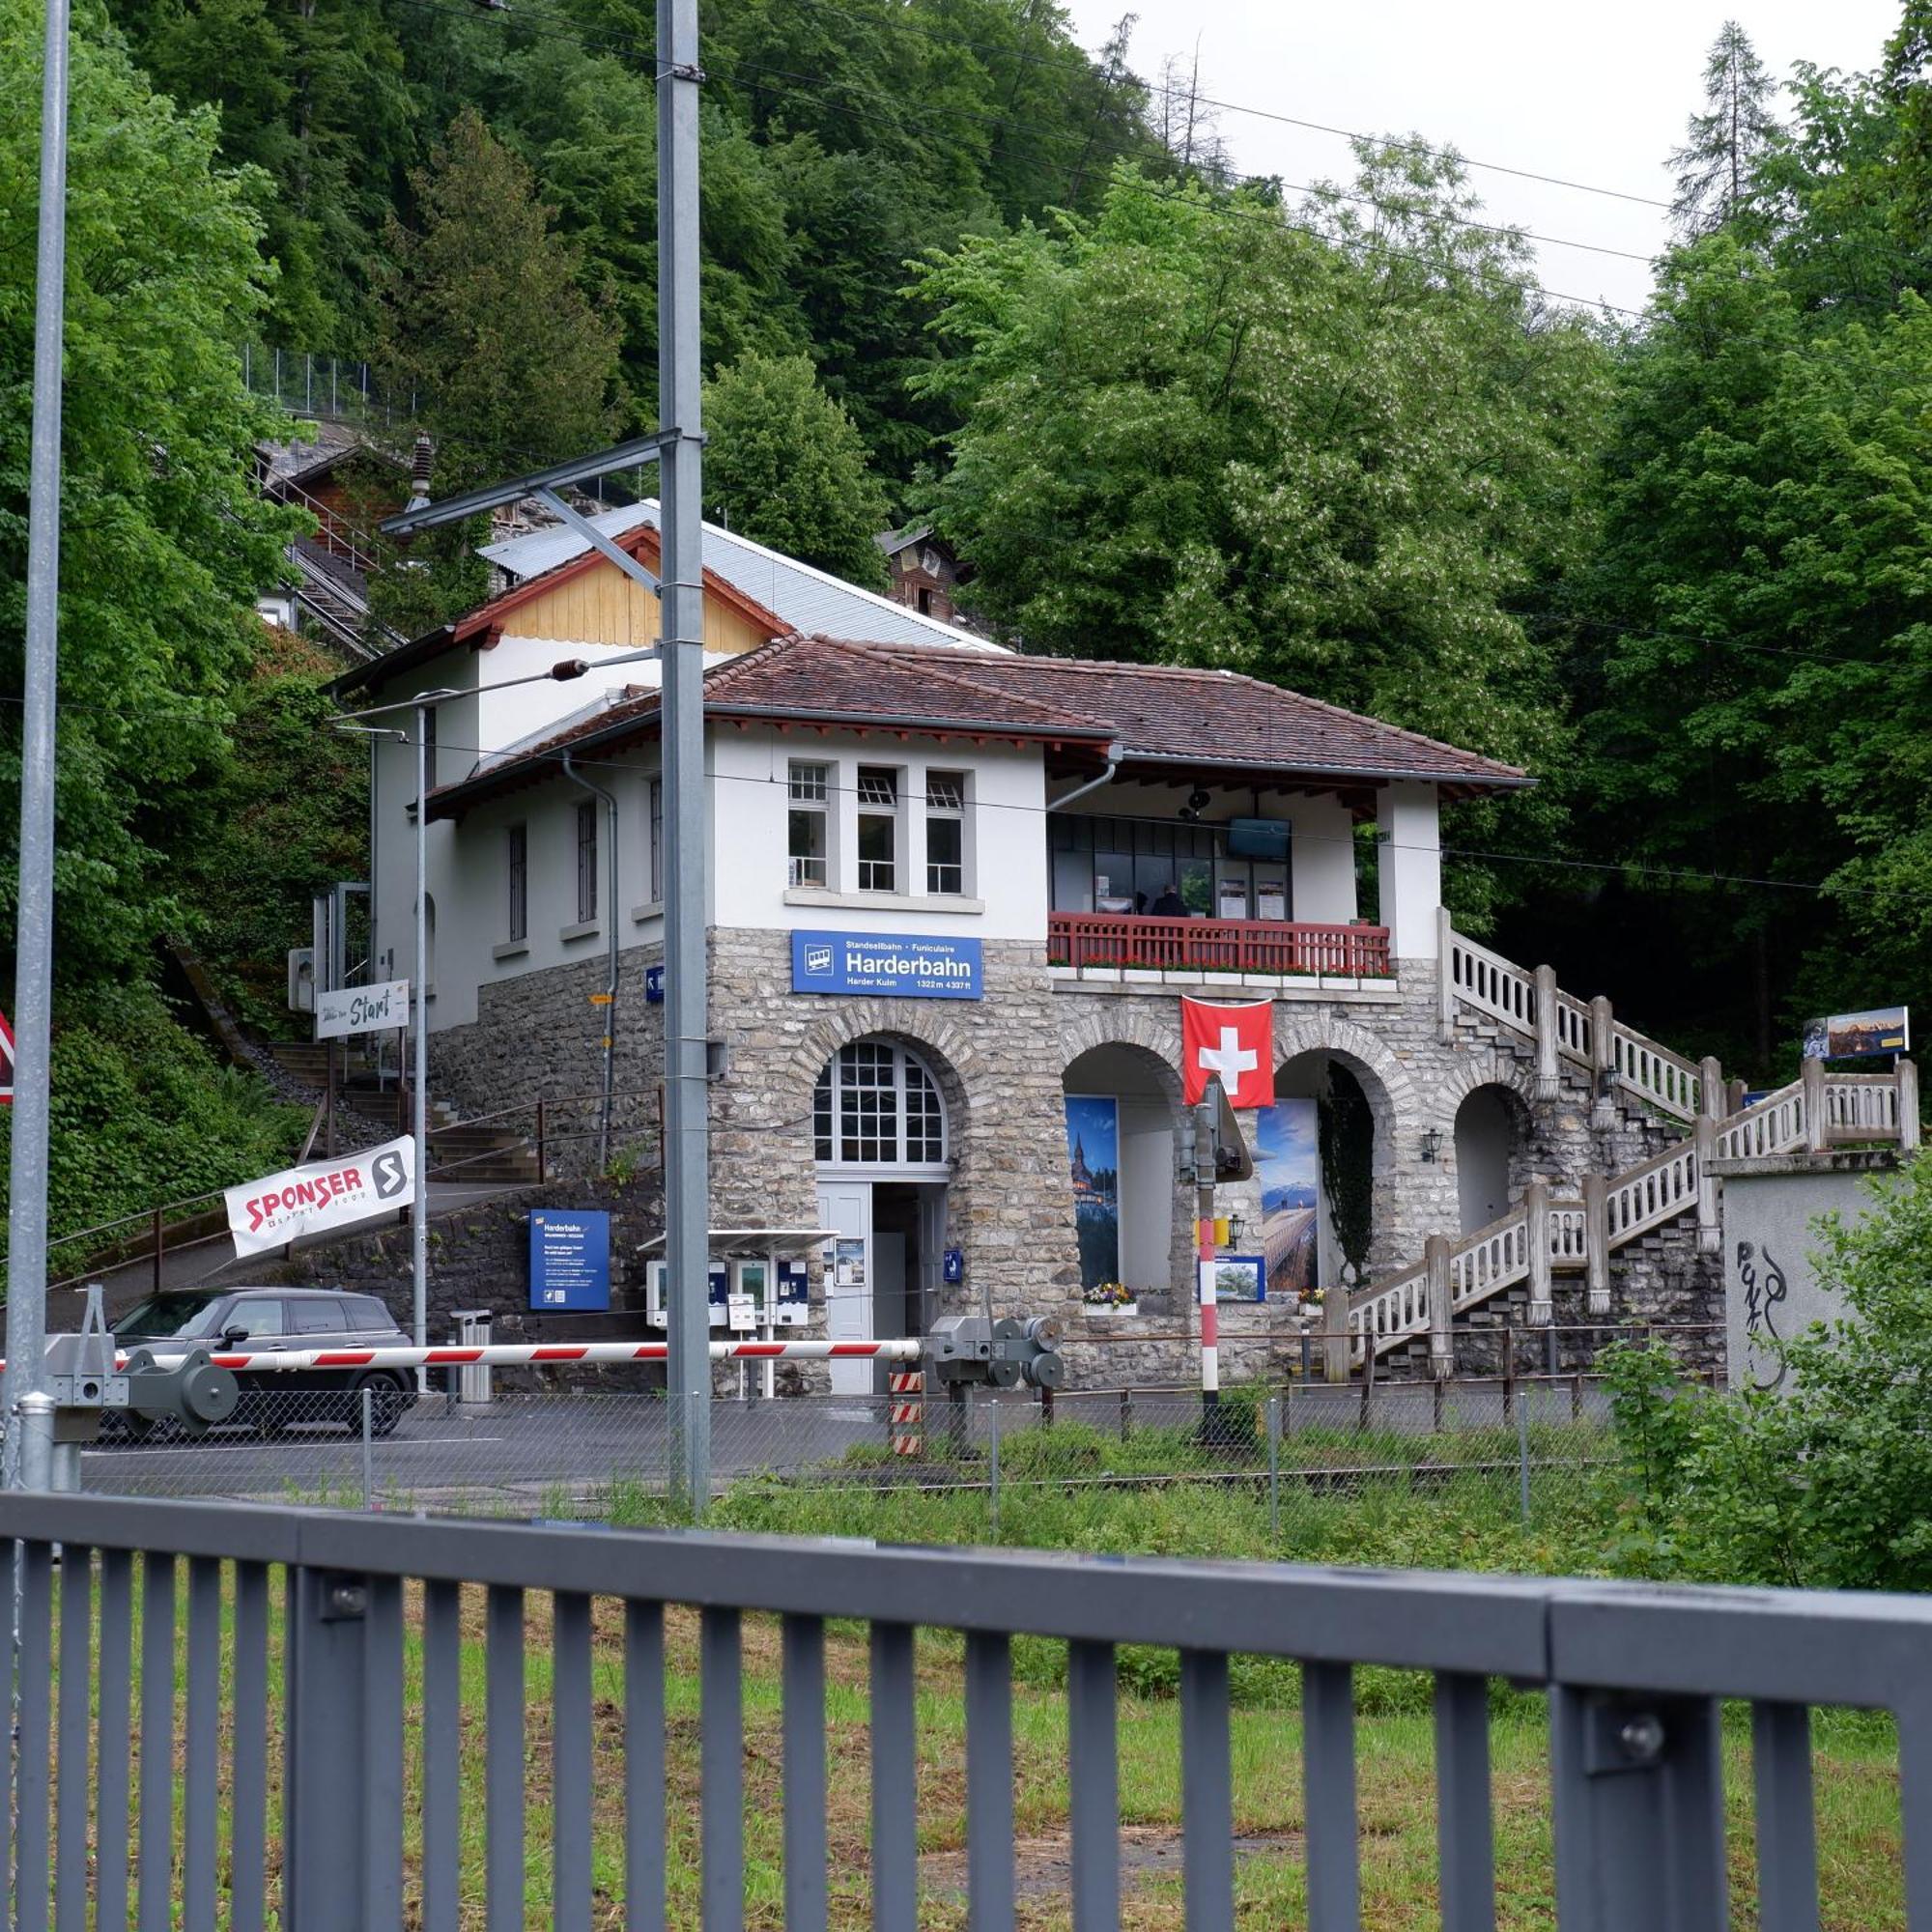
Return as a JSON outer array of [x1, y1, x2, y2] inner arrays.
[[0, 988, 307, 1278]]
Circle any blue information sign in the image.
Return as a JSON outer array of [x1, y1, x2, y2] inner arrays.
[[790, 929, 982, 1000], [528, 1209, 611, 1311]]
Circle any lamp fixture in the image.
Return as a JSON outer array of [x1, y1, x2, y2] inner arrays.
[[1186, 787, 1211, 810], [1419, 1128, 1444, 1164]]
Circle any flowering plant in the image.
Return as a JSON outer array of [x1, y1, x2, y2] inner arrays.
[[1082, 1281, 1135, 1307]]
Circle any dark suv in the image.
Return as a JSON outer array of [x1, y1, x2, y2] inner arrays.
[[113, 1288, 417, 1435]]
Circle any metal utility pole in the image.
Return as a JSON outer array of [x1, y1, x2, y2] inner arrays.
[[411, 701, 432, 1359], [658, 0, 712, 1514], [376, 0, 713, 1508], [1195, 1085, 1220, 1421], [3, 0, 71, 1487]]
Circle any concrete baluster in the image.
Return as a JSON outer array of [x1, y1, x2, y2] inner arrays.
[[1898, 1057, 1920, 1152], [1726, 1076, 1748, 1118], [1534, 965, 1561, 1102], [1694, 1113, 1719, 1257], [1803, 1055, 1829, 1153], [1436, 906, 1456, 1041], [1526, 1178, 1552, 1327], [1322, 1278, 1352, 1385], [1581, 1172, 1609, 1319], [1425, 1235, 1454, 1381], [1590, 995, 1617, 1130], [1695, 1056, 1723, 1257]]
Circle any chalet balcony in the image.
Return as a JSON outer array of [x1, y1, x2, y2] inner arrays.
[[1046, 911, 1395, 993]]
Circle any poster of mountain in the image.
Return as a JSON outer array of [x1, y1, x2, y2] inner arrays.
[[1065, 1094, 1120, 1290], [1259, 1098, 1320, 1297]]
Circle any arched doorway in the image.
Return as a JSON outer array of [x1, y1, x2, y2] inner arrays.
[[1270, 1051, 1386, 1295], [811, 1037, 951, 1392], [1062, 1045, 1180, 1299], [1454, 1085, 1528, 1234]]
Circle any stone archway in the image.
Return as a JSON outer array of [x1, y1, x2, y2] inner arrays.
[[1063, 1040, 1186, 1299], [1453, 1084, 1533, 1234]]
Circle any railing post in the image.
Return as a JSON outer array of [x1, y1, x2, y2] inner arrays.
[[1534, 965, 1561, 1102], [1436, 905, 1456, 1040], [1590, 996, 1617, 1129], [1581, 1173, 1610, 1319], [1898, 1058, 1919, 1151], [153, 1204, 164, 1295], [1321, 1283, 1351, 1384], [1526, 1179, 1552, 1327], [284, 1565, 370, 1932], [1725, 1076, 1748, 1117], [1425, 1235, 1453, 1382], [1694, 1112, 1719, 1257], [1803, 1055, 1829, 1153], [1697, 1055, 1722, 1129], [1550, 1685, 1728, 1932]]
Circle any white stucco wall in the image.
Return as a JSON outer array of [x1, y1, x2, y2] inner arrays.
[[1376, 781, 1442, 961], [709, 727, 1048, 940]]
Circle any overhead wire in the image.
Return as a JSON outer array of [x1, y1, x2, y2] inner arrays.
[[358, 720, 1886, 902], [379, 0, 1653, 317]]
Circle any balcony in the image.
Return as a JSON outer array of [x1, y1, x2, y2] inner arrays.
[[1046, 912, 1394, 992]]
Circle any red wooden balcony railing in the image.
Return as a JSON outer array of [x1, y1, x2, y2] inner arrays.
[[1047, 912, 1393, 977]]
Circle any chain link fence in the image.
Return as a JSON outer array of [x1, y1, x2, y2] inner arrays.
[[76, 1373, 1622, 1530]]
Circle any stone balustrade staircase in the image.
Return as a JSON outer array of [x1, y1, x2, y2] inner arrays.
[[1331, 918, 1920, 1376]]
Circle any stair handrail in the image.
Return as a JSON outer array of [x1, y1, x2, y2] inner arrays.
[[274, 475, 386, 575], [1710, 1078, 1804, 1161], [1437, 914, 1705, 1122]]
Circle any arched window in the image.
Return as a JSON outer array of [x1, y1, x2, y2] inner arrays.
[[813, 1040, 948, 1167]]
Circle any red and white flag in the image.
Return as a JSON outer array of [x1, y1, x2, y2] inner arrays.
[[1179, 997, 1273, 1110]]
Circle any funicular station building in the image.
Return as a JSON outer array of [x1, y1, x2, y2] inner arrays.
[[342, 505, 1918, 1389]]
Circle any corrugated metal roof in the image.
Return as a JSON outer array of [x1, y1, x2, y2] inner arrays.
[[479, 502, 1006, 654]]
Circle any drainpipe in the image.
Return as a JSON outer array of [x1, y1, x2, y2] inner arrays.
[[1044, 741, 1125, 813], [561, 752, 620, 1171]]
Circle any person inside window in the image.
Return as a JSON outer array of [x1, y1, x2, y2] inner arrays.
[[1151, 882, 1183, 917]]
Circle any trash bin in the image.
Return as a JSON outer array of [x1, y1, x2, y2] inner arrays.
[[452, 1309, 493, 1405]]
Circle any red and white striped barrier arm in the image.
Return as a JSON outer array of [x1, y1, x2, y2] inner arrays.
[[6, 1338, 925, 1375]]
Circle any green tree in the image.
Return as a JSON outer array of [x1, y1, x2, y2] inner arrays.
[[1668, 20, 1782, 241], [0, 0, 294, 986], [702, 352, 892, 585], [909, 156, 1609, 772], [375, 107, 622, 490]]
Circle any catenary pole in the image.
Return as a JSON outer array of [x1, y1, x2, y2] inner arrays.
[[659, 0, 712, 1512], [3, 0, 71, 1488], [411, 702, 431, 1361]]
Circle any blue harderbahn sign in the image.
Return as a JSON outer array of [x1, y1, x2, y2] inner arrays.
[[789, 929, 983, 1000], [528, 1209, 611, 1311]]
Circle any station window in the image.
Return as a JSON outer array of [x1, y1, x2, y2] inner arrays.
[[575, 799, 599, 923], [813, 1040, 948, 1166], [787, 761, 830, 888], [925, 771, 967, 895], [506, 823, 527, 941], [857, 766, 899, 893]]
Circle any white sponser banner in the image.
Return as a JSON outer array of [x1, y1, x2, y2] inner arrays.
[[225, 1136, 415, 1257]]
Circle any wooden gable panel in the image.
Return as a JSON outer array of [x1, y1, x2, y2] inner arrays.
[[507, 565, 773, 654]]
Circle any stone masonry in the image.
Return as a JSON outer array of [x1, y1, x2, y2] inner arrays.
[[417, 933, 1723, 1387]]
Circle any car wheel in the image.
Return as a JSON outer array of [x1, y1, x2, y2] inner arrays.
[[354, 1373, 408, 1438]]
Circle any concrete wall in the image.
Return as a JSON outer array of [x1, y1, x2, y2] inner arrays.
[[1714, 1151, 1898, 1392]]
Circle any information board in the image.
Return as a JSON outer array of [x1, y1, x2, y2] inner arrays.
[[527, 1209, 611, 1311]]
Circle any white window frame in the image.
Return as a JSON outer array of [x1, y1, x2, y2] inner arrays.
[[788, 760, 832, 889], [855, 764, 901, 894], [812, 1039, 949, 1172], [923, 770, 969, 895]]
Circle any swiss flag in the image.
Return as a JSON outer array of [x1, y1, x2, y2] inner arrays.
[[1180, 997, 1274, 1110]]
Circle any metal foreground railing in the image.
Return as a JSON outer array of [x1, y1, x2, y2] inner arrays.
[[7, 1491, 1932, 1929]]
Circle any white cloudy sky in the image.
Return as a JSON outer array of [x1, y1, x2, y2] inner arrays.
[[1060, 0, 1902, 314]]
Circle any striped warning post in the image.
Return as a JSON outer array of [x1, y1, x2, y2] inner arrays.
[[889, 1369, 923, 1458]]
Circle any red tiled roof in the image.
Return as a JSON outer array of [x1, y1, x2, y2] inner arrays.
[[427, 633, 1528, 818]]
